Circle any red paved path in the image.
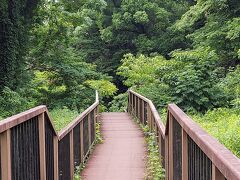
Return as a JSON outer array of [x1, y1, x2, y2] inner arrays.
[[81, 112, 147, 180]]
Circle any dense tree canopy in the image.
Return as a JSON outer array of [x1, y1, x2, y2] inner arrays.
[[0, 0, 239, 122]]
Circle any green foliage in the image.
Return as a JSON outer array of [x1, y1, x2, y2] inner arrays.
[[173, 0, 240, 67], [0, 0, 39, 91], [118, 49, 227, 112], [25, 1, 116, 111], [50, 107, 79, 131], [217, 66, 240, 108], [85, 80, 117, 97], [95, 122, 103, 144], [108, 93, 128, 112], [74, 166, 81, 180], [192, 108, 240, 157], [118, 54, 167, 87], [141, 125, 165, 179], [0, 87, 36, 118], [73, 0, 192, 89]]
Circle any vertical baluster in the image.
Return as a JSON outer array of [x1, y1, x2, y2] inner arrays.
[[54, 136, 58, 180], [80, 121, 84, 162], [182, 129, 188, 180], [147, 105, 152, 132], [70, 131, 74, 180], [88, 114, 92, 147]]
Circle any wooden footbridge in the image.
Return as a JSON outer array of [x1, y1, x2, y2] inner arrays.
[[0, 90, 240, 180]]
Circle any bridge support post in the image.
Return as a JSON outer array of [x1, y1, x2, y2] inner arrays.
[[80, 121, 84, 162], [38, 113, 46, 180], [0, 129, 12, 180], [212, 164, 225, 180], [168, 113, 173, 180], [147, 104, 152, 132], [70, 130, 74, 180], [88, 114, 92, 147], [182, 129, 188, 180], [54, 136, 59, 180]]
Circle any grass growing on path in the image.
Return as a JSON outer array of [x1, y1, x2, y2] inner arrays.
[[141, 124, 165, 180], [133, 117, 165, 180]]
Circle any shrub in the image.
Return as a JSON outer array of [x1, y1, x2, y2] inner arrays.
[[108, 93, 128, 112], [50, 107, 79, 131], [0, 87, 36, 118], [192, 108, 240, 157]]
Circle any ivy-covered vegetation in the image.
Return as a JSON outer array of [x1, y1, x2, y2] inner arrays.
[[0, 0, 239, 160]]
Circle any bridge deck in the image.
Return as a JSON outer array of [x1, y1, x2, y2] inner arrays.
[[81, 112, 147, 180]]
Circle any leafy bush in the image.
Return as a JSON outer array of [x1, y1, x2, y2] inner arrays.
[[217, 66, 240, 108], [108, 93, 128, 112], [118, 49, 227, 113], [192, 108, 240, 157], [0, 87, 36, 118], [85, 80, 117, 97]]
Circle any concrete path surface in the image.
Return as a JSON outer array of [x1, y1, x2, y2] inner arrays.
[[81, 112, 146, 180]]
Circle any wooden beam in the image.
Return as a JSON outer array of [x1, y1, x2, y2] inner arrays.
[[80, 121, 84, 162], [165, 134, 169, 180], [0, 129, 11, 180], [70, 130, 74, 180], [142, 100, 145, 124], [159, 133, 162, 160], [134, 95, 137, 117], [137, 97, 140, 120], [130, 92, 133, 114], [88, 114, 92, 146], [182, 129, 188, 180], [53, 136, 59, 180], [147, 104, 152, 132], [168, 114, 173, 180], [38, 113, 46, 180], [212, 164, 225, 180]]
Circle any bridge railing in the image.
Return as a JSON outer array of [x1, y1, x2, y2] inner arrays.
[[128, 90, 240, 180], [0, 91, 99, 180], [128, 90, 166, 166]]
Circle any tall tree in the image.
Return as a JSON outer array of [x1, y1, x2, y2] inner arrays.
[[0, 0, 39, 91]]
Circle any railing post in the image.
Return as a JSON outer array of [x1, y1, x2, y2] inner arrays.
[[147, 104, 152, 131], [134, 95, 137, 117], [212, 164, 225, 180], [80, 121, 84, 161], [88, 114, 92, 146], [141, 100, 145, 125], [165, 130, 169, 180], [130, 92, 133, 114], [182, 129, 188, 180], [158, 132, 162, 159], [54, 136, 59, 180], [138, 97, 140, 120], [0, 129, 11, 180], [127, 91, 130, 113], [70, 130, 74, 180], [38, 113, 46, 180], [168, 113, 173, 180]]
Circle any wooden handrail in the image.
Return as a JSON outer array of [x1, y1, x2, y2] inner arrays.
[[128, 89, 240, 180], [128, 90, 165, 135]]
